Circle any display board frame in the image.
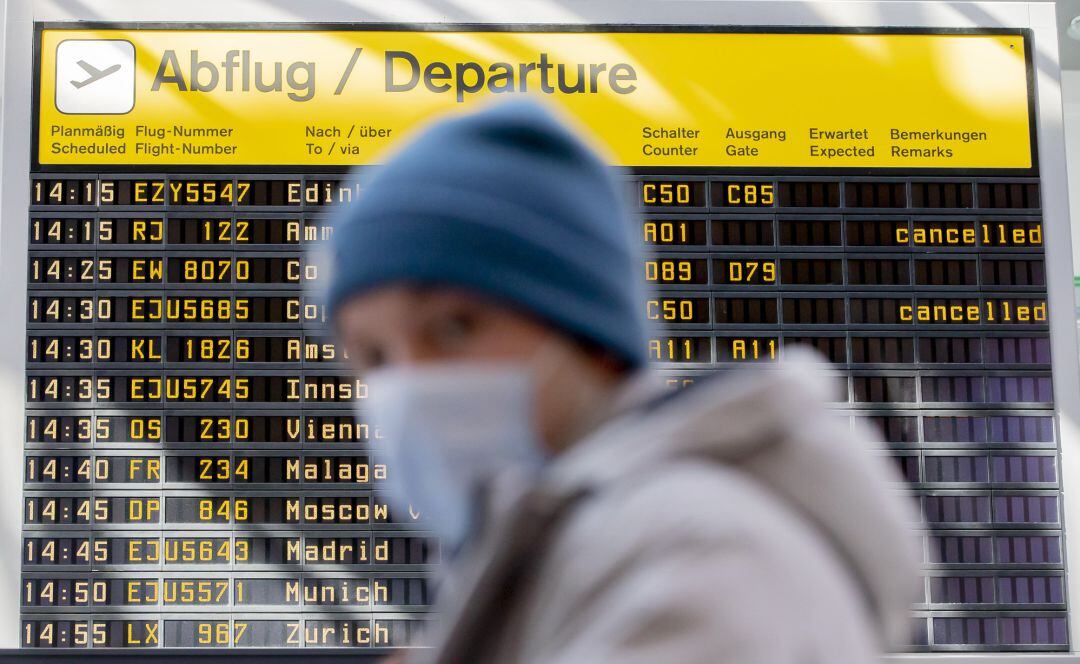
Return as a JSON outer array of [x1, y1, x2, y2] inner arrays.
[[1, 1, 1077, 660]]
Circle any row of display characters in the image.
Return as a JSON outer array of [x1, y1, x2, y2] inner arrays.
[[28, 178, 1040, 210]]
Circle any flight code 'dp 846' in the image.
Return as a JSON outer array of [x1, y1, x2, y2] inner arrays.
[[23, 495, 410, 525]]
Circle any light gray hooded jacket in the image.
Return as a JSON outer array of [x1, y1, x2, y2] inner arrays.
[[415, 354, 922, 663]]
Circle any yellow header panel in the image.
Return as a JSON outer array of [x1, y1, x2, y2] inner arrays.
[[36, 28, 1034, 168]]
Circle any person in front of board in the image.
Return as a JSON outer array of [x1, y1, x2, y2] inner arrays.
[[325, 100, 921, 663]]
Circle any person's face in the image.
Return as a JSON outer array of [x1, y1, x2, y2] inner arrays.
[[334, 285, 623, 452]]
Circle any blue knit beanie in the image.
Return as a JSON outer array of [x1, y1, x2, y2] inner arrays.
[[326, 100, 647, 368]]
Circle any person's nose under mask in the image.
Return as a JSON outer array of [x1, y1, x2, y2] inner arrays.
[[360, 341, 603, 555]]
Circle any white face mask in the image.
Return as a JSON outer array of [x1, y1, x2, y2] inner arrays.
[[362, 363, 548, 554]]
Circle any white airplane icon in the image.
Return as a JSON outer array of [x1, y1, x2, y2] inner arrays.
[[70, 60, 121, 89]]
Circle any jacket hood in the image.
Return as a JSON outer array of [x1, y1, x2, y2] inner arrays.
[[548, 349, 922, 648]]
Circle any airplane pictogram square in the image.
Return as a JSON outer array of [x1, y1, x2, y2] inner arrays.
[[55, 39, 136, 115]]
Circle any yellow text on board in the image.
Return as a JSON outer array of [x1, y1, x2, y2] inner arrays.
[[37, 28, 1033, 168]]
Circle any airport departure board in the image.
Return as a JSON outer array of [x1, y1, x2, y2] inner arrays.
[[25, 25, 1060, 651]]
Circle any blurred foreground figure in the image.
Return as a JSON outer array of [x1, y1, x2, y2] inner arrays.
[[328, 101, 920, 664]]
